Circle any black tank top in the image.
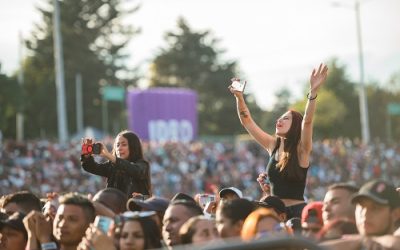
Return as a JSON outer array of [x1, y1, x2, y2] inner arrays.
[[266, 140, 308, 200]]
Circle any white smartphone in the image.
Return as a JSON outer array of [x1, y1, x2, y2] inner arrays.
[[230, 79, 247, 92], [198, 194, 216, 209]]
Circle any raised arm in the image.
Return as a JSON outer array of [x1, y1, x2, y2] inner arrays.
[[229, 79, 276, 153], [299, 64, 328, 162]]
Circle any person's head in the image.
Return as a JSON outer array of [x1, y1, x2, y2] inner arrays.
[[93, 188, 128, 214], [322, 183, 359, 225], [219, 187, 243, 201], [241, 208, 289, 241], [162, 200, 203, 247], [179, 215, 219, 245], [53, 193, 95, 247], [301, 201, 324, 240], [215, 198, 254, 239], [116, 211, 161, 250], [127, 196, 170, 230], [113, 130, 144, 161], [351, 180, 400, 236], [275, 110, 303, 140], [0, 212, 27, 250], [0, 191, 41, 216], [257, 195, 287, 222], [316, 218, 358, 242]]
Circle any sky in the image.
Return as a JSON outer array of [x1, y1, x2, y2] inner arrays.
[[1, 0, 399, 110]]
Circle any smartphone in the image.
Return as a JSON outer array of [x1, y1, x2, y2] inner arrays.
[[92, 143, 102, 154], [230, 79, 247, 92], [94, 215, 113, 234], [199, 194, 216, 208], [263, 177, 271, 185]]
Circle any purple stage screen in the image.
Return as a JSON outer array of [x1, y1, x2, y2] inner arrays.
[[126, 88, 198, 142]]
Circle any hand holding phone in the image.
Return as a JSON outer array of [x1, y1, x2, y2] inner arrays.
[[198, 194, 216, 209], [94, 215, 113, 234], [230, 78, 247, 92]]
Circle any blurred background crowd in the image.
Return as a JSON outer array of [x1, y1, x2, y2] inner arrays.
[[2, 138, 399, 200]]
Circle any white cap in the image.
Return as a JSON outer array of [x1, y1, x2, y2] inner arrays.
[[219, 187, 243, 198]]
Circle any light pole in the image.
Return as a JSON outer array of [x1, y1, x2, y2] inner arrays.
[[333, 0, 370, 144], [53, 0, 69, 144]]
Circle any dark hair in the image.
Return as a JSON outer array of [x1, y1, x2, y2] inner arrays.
[[327, 183, 359, 194], [94, 188, 128, 214], [1, 191, 41, 214], [116, 216, 162, 249], [113, 130, 152, 195], [179, 215, 212, 244], [276, 110, 304, 181], [219, 199, 254, 224], [59, 192, 95, 223], [170, 200, 203, 217]]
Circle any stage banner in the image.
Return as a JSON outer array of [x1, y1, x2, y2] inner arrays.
[[127, 88, 198, 142]]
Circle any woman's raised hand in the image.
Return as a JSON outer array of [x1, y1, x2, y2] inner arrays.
[[309, 63, 328, 92], [228, 77, 244, 98]]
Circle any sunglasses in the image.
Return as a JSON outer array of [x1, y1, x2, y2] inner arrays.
[[114, 211, 156, 226]]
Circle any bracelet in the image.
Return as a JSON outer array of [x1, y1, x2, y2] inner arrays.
[[307, 93, 317, 100], [41, 242, 58, 250]]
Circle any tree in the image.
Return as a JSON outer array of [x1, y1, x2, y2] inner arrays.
[[291, 89, 346, 138], [148, 17, 262, 135], [0, 69, 21, 137], [22, 0, 139, 138]]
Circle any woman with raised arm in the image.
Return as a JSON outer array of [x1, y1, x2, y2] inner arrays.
[[229, 63, 328, 219]]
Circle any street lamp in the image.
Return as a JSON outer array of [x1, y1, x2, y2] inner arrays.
[[332, 0, 370, 144]]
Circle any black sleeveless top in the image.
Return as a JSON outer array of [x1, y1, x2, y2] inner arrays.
[[266, 139, 308, 200]]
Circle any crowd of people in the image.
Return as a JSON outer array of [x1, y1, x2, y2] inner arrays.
[[1, 138, 399, 201], [1, 63, 400, 250]]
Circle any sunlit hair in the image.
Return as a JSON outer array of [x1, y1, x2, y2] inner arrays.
[[179, 215, 215, 244], [58, 192, 95, 223], [241, 208, 290, 241], [276, 110, 304, 180], [113, 130, 144, 162]]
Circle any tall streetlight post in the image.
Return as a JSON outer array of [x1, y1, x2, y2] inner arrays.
[[53, 0, 69, 144], [333, 0, 370, 144]]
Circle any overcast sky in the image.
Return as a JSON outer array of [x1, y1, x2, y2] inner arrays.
[[1, 0, 399, 109]]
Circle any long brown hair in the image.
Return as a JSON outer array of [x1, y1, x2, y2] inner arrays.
[[276, 110, 304, 180]]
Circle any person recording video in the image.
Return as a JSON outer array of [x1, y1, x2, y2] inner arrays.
[[81, 130, 151, 197]]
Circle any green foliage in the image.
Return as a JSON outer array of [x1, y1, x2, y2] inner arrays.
[[292, 89, 346, 138], [0, 72, 21, 137], [22, 0, 139, 138], [149, 18, 262, 135]]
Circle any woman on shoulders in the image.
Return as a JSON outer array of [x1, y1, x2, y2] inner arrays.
[[229, 63, 328, 219], [81, 130, 151, 197]]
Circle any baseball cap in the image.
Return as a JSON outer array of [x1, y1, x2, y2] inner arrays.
[[257, 195, 286, 214], [301, 201, 323, 227], [219, 187, 243, 199], [0, 212, 27, 238], [171, 192, 196, 203], [127, 196, 170, 212], [351, 180, 400, 208]]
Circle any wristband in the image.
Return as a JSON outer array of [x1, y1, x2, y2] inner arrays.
[[307, 93, 317, 100], [41, 242, 58, 250]]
